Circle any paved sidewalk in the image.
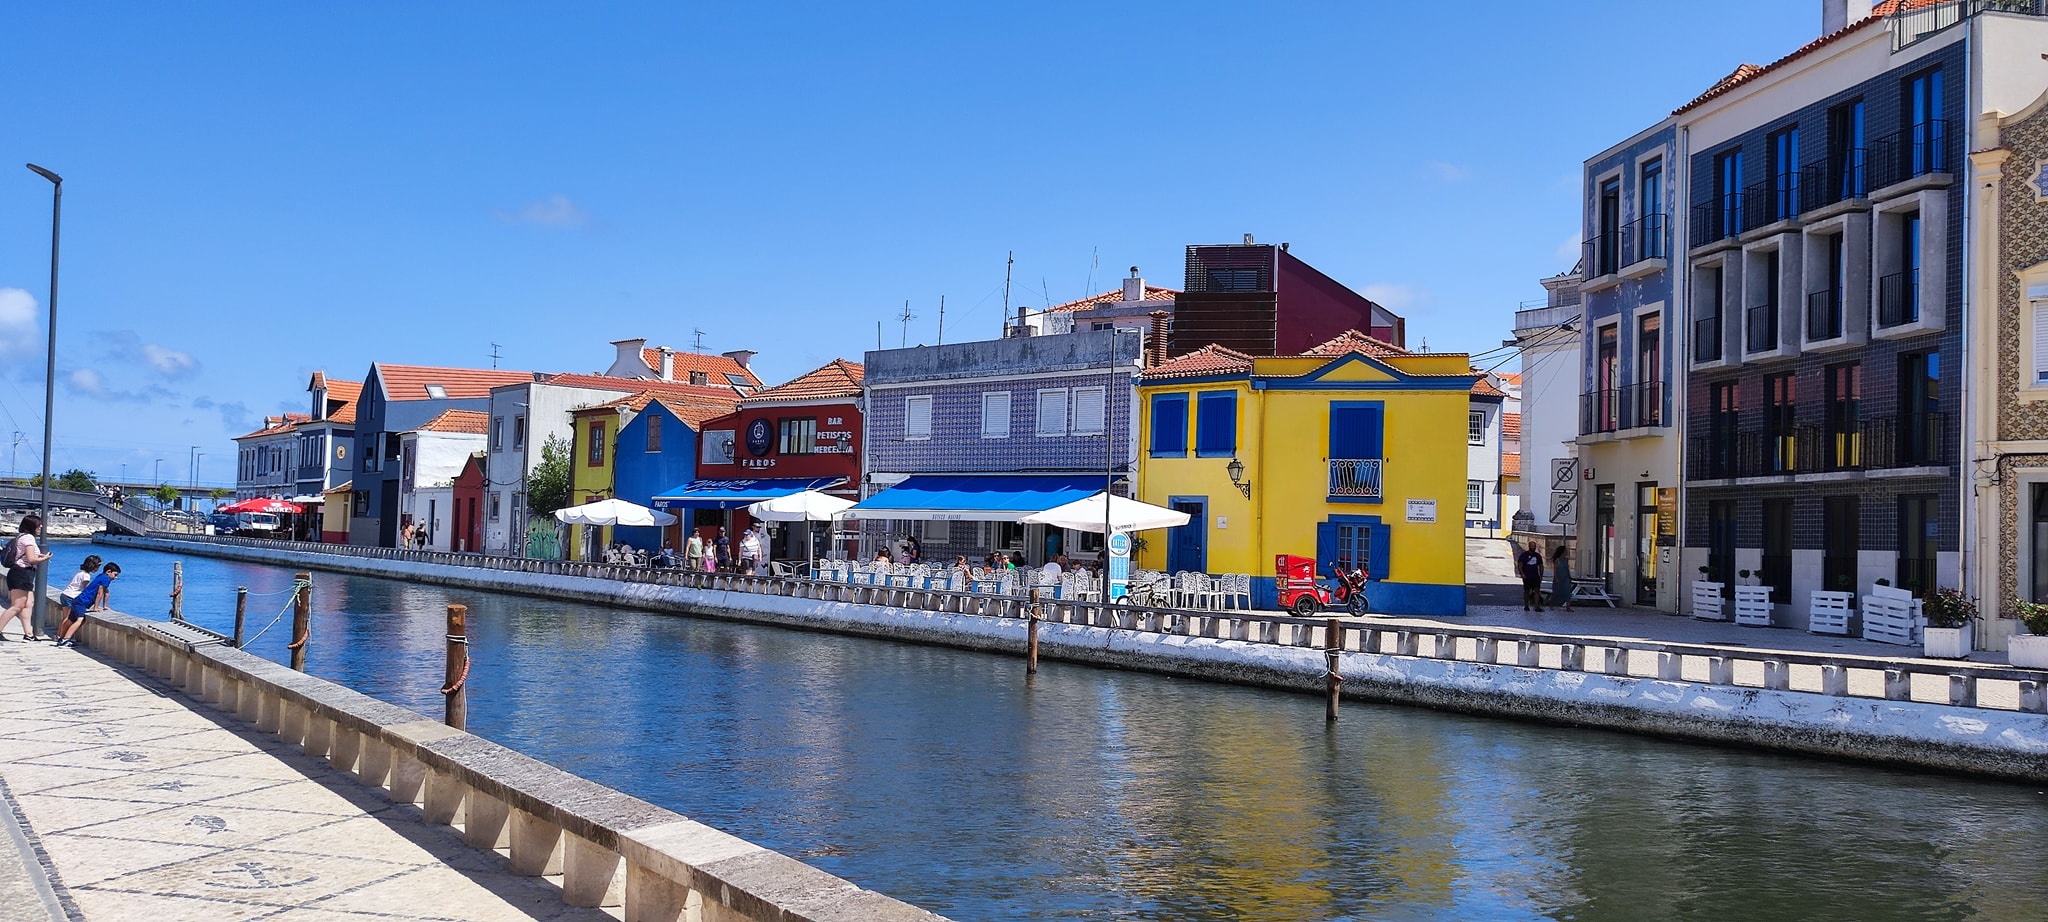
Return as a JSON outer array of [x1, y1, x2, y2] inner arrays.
[[0, 640, 611, 922]]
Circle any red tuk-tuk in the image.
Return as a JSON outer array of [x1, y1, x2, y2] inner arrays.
[[1276, 554, 1369, 616]]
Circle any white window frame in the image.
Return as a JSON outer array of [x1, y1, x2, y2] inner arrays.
[[904, 395, 933, 440], [981, 391, 1012, 439], [1468, 410, 1486, 446], [1072, 386, 1107, 436], [490, 416, 503, 452], [2022, 261, 2048, 402], [513, 415, 526, 450], [1467, 480, 1485, 513], [1036, 388, 1069, 437]]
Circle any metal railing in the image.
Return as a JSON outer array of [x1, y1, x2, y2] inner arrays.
[[1694, 315, 1723, 363], [1806, 289, 1843, 341], [1690, 412, 1952, 480], [1328, 458, 1383, 500], [1626, 213, 1668, 264], [1580, 381, 1663, 435], [1746, 303, 1780, 353], [1800, 151, 1867, 212], [1583, 231, 1622, 278], [1872, 120, 1952, 188], [1692, 195, 1747, 248], [1892, 0, 2048, 51], [1879, 269, 1920, 328], [1745, 176, 1799, 228]]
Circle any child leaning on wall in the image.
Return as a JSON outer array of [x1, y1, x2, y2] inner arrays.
[[60, 555, 103, 609], [55, 562, 118, 649]]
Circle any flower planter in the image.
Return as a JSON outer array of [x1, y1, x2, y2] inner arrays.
[[1922, 622, 1972, 660], [2010, 634, 2048, 669], [1690, 581, 1726, 621], [1733, 586, 1774, 627]]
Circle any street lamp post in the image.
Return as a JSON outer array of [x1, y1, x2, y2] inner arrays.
[[26, 163, 60, 631], [154, 458, 164, 485]]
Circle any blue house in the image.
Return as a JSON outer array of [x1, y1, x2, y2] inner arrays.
[[609, 395, 715, 551]]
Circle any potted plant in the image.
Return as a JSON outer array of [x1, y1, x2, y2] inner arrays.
[[2010, 599, 2048, 669], [1921, 588, 1977, 659]]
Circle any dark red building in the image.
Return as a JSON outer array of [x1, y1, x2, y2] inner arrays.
[[1169, 240, 1406, 357], [689, 359, 864, 557], [450, 451, 485, 554]]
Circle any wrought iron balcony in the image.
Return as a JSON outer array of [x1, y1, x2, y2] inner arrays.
[[1694, 315, 1722, 363], [1689, 412, 1951, 481], [1872, 120, 1952, 188], [1691, 194, 1747, 248], [1745, 176, 1800, 228], [1746, 303, 1779, 353], [1583, 231, 1623, 279], [1878, 269, 1920, 328], [1328, 458, 1383, 500], [1625, 213, 1668, 265], [1800, 151, 1867, 212], [1806, 289, 1843, 341], [1580, 382, 1664, 435]]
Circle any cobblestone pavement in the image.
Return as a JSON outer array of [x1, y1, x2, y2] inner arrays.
[[0, 640, 614, 922]]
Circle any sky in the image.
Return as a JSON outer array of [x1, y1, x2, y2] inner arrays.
[[0, 1, 1819, 487]]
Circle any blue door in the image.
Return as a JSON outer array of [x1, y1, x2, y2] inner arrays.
[[1167, 497, 1207, 573]]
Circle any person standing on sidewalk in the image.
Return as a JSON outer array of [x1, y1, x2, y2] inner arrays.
[[1548, 545, 1576, 612], [2, 516, 52, 641], [1515, 543, 1546, 612]]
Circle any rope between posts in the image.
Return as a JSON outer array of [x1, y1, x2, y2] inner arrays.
[[243, 579, 309, 647]]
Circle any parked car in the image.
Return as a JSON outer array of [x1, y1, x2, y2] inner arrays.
[[207, 513, 235, 531], [234, 512, 281, 536]]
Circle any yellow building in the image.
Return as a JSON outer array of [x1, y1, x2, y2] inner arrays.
[[567, 399, 631, 560], [1136, 331, 1475, 616]]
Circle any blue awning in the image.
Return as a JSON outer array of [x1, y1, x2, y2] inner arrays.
[[651, 477, 846, 510], [847, 474, 1107, 522]]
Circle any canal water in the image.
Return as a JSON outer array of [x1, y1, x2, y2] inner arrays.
[[57, 541, 2048, 921]]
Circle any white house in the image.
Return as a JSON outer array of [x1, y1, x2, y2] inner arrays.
[[399, 410, 488, 552], [1509, 270, 1584, 556]]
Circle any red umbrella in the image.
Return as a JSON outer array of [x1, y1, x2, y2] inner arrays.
[[217, 498, 304, 515]]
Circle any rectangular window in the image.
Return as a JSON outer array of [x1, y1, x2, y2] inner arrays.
[[1328, 402, 1385, 459], [905, 395, 932, 440], [646, 414, 663, 453], [1708, 500, 1736, 588], [1899, 352, 1940, 466], [1635, 313, 1662, 427], [1035, 389, 1069, 437], [1898, 494, 1938, 597], [1767, 373, 1796, 473], [1150, 393, 1189, 456], [587, 420, 606, 466], [981, 392, 1012, 438], [1768, 125, 1799, 222], [490, 417, 503, 452], [1832, 99, 1866, 200], [1596, 177, 1621, 275], [1195, 391, 1237, 457], [1694, 265, 1723, 362], [1639, 158, 1665, 260], [779, 417, 817, 454], [1469, 410, 1486, 445], [511, 493, 523, 527], [1715, 149, 1744, 237], [1905, 68, 1945, 175], [1709, 381, 1740, 478], [354, 490, 370, 516], [513, 415, 526, 450], [2034, 298, 2048, 384], [1466, 480, 1485, 513], [1749, 249, 1780, 354], [1823, 496, 1859, 593], [1825, 361, 1862, 470], [1596, 323, 1619, 430], [1762, 500, 1793, 604], [1072, 386, 1107, 435]]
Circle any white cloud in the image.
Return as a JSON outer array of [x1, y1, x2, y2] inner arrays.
[[1555, 232, 1584, 265], [0, 289, 38, 356], [1361, 283, 1428, 311], [496, 194, 590, 229], [1424, 161, 1469, 182], [141, 344, 198, 378], [66, 367, 106, 397]]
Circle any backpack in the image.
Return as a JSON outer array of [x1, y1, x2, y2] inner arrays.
[[1, 535, 23, 571]]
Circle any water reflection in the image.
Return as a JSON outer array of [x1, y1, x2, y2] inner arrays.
[[63, 542, 2048, 922]]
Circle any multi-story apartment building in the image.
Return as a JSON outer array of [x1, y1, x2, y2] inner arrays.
[[295, 373, 359, 497], [351, 364, 536, 547], [233, 414, 308, 500]]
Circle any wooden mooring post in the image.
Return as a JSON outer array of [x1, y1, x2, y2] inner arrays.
[[288, 572, 311, 672], [443, 603, 469, 730], [232, 587, 248, 647], [169, 562, 183, 622], [1325, 617, 1344, 721], [1025, 589, 1041, 675]]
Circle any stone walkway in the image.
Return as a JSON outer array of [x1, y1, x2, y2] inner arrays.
[[0, 639, 614, 922]]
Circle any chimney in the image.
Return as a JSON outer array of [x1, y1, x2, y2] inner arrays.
[[658, 346, 675, 382], [1146, 310, 1170, 368], [1822, 0, 1872, 34], [611, 338, 648, 373], [1242, 233, 1255, 245], [1280, 242, 1289, 252], [1121, 266, 1144, 303], [720, 349, 756, 371]]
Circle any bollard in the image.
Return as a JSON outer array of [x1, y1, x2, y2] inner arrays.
[[170, 562, 184, 622], [288, 572, 313, 671], [444, 603, 469, 729], [1026, 590, 1040, 675], [1325, 618, 1343, 721], [232, 587, 248, 648]]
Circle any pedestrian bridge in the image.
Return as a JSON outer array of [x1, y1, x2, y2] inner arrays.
[[0, 483, 199, 538]]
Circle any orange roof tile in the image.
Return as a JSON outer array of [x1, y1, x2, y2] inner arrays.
[[746, 359, 863, 403], [1048, 285, 1180, 313], [1306, 330, 1412, 359], [1496, 372, 1522, 388], [635, 348, 763, 388], [322, 480, 353, 496], [233, 413, 312, 441], [375, 364, 536, 401], [1472, 377, 1507, 398], [575, 390, 741, 430], [543, 372, 748, 402], [417, 409, 490, 435], [1503, 413, 1522, 440], [1142, 344, 1255, 381], [1502, 453, 1522, 479], [1670, 5, 1934, 116]]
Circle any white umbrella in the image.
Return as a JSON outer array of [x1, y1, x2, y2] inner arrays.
[[553, 497, 678, 527], [1021, 491, 1190, 533], [748, 490, 855, 574]]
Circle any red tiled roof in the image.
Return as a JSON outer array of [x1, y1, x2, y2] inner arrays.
[[576, 389, 740, 431], [1306, 330, 1412, 359], [417, 409, 490, 435], [376, 364, 536, 401], [747, 359, 863, 403], [233, 413, 311, 441], [1671, 5, 1932, 116], [651, 396, 739, 430], [1502, 453, 1522, 479], [325, 379, 363, 406], [1503, 412, 1522, 440], [543, 372, 748, 402], [1497, 372, 1522, 388], [635, 348, 763, 388], [1048, 285, 1180, 313], [1472, 376, 1507, 398], [1142, 344, 1255, 380], [322, 480, 352, 496]]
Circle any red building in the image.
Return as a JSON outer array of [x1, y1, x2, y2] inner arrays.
[[450, 452, 485, 553], [1169, 240, 1407, 357], [685, 359, 864, 559]]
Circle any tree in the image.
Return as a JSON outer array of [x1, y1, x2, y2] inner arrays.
[[527, 435, 572, 515], [58, 469, 96, 492], [150, 483, 180, 507], [209, 487, 233, 502]]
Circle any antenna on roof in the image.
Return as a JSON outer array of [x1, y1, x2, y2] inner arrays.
[[692, 329, 706, 352], [1002, 250, 1014, 337], [489, 342, 502, 369], [936, 294, 946, 345], [1084, 245, 1097, 299], [898, 300, 915, 348]]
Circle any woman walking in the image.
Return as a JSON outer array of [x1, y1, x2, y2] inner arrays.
[[2, 516, 53, 641], [1549, 545, 1576, 612]]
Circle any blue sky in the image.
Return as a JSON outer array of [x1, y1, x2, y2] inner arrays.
[[0, 1, 1817, 486]]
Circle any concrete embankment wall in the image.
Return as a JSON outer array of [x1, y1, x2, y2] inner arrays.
[[50, 590, 947, 922], [97, 534, 2048, 783]]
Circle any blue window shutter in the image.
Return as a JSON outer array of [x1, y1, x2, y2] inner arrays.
[[1151, 394, 1188, 456], [1195, 392, 1237, 457], [1368, 522, 1391, 580], [1328, 402, 1384, 459], [1316, 521, 1338, 569]]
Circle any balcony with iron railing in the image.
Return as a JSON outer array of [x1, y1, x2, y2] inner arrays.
[[1800, 150, 1867, 213], [1806, 289, 1843, 341], [1689, 412, 1951, 481], [1692, 194, 1747, 249], [1583, 230, 1623, 280], [1328, 458, 1383, 501], [1745, 175, 1801, 229], [1693, 315, 1723, 364], [1746, 303, 1780, 354], [1580, 381, 1664, 436], [1871, 120, 1952, 189], [1891, 1, 2048, 51], [1625, 213, 1668, 267], [1879, 269, 1920, 328]]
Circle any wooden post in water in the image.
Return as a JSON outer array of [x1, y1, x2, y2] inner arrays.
[[169, 562, 183, 622], [443, 604, 469, 730], [232, 587, 248, 647], [288, 572, 311, 671], [1325, 617, 1344, 721], [1026, 589, 1041, 675]]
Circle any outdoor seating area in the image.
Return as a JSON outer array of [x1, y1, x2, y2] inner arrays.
[[809, 559, 1259, 610]]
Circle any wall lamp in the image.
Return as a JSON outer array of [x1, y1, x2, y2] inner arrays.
[[1226, 457, 1252, 499]]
